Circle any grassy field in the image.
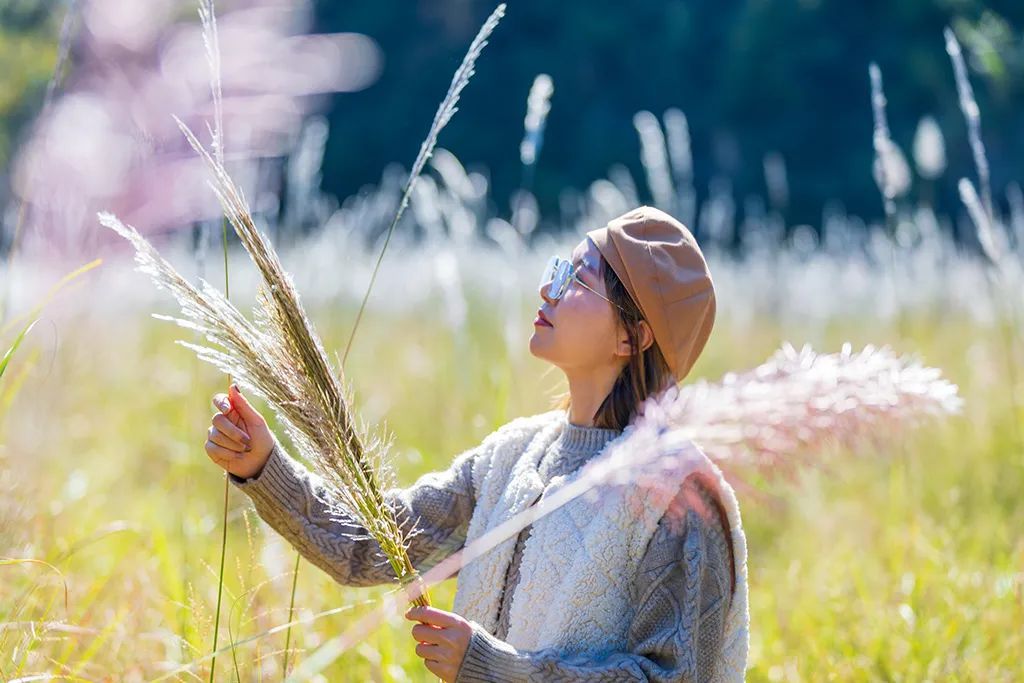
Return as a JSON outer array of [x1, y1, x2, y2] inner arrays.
[[1, 0, 1020, 679], [1, 273, 1021, 681]]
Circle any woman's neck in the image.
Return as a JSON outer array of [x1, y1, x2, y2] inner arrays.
[[564, 364, 623, 426]]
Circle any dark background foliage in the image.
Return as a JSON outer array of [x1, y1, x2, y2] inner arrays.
[[311, 0, 1024, 227]]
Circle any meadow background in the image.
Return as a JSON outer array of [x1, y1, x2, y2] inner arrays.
[[1, 0, 1023, 680]]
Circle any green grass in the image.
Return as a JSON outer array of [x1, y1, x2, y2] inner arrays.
[[0, 291, 1021, 680]]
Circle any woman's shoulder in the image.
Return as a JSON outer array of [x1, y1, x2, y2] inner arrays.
[[637, 460, 735, 574], [679, 471, 737, 595]]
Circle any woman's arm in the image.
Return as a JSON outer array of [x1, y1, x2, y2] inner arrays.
[[454, 477, 735, 682], [230, 435, 480, 587]]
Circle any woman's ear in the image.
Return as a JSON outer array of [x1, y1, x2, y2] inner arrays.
[[637, 320, 654, 353], [616, 319, 655, 356]]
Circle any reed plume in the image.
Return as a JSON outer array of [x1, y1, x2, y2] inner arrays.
[[869, 63, 911, 225], [98, 190, 429, 606], [439, 341, 965, 583], [97, 97, 435, 608], [944, 26, 993, 220], [652, 341, 963, 473]]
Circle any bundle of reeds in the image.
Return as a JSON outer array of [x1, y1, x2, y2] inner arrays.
[[98, 204, 433, 601]]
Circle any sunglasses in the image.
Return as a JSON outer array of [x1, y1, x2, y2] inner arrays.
[[538, 255, 628, 313]]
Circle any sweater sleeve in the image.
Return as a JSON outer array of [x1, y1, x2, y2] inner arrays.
[[453, 477, 735, 683], [228, 436, 480, 587]]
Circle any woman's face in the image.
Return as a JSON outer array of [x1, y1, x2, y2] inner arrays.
[[529, 237, 623, 373]]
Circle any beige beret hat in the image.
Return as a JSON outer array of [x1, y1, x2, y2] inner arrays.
[[586, 205, 716, 384]]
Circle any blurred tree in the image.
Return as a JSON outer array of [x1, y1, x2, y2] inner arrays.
[[311, 0, 1024, 229], [0, 0, 58, 179]]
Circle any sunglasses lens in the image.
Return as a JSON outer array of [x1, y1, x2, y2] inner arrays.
[[539, 256, 558, 293], [540, 254, 565, 296], [551, 260, 570, 299], [540, 257, 573, 299]]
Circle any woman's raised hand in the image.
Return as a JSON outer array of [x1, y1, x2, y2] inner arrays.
[[205, 383, 275, 480]]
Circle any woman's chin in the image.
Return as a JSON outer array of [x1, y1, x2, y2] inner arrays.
[[527, 332, 549, 358]]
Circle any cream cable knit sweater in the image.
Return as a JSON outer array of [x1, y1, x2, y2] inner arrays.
[[230, 409, 748, 681]]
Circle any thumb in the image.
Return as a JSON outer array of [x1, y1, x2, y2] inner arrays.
[[229, 383, 262, 423]]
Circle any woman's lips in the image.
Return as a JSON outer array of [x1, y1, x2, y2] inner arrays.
[[534, 311, 553, 327]]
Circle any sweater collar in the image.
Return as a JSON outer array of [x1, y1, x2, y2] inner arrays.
[[555, 412, 623, 455], [536, 411, 623, 479]]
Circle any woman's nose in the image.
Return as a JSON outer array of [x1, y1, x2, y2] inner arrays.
[[538, 279, 557, 305]]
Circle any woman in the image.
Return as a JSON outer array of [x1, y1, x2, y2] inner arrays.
[[204, 205, 749, 681]]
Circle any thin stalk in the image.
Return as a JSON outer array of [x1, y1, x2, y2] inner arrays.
[[182, 222, 211, 663], [326, 2, 508, 648], [197, 0, 236, 678], [281, 552, 301, 677], [321, 11, 506, 659], [152, 604, 366, 682], [340, 3, 506, 367], [1, 258, 101, 391], [868, 62, 909, 339], [209, 215, 231, 683]]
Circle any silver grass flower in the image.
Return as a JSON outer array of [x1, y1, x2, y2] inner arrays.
[[763, 152, 789, 212], [197, 0, 224, 166], [945, 27, 993, 221], [520, 73, 553, 167], [869, 63, 911, 217], [1008, 183, 1024, 253], [633, 110, 676, 212], [97, 165, 430, 606], [402, 4, 505, 223], [438, 341, 963, 581], [663, 108, 697, 228], [663, 108, 693, 188], [913, 115, 946, 180], [959, 177, 1006, 270]]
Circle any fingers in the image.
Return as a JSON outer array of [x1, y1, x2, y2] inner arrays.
[[208, 425, 249, 453], [211, 393, 243, 428], [205, 439, 241, 468], [406, 606, 459, 628], [414, 642, 442, 661], [212, 393, 230, 414], [228, 384, 264, 425], [422, 659, 446, 679], [212, 413, 251, 446], [410, 623, 448, 646]]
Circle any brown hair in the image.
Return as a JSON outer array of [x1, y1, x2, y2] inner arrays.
[[551, 253, 676, 431]]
